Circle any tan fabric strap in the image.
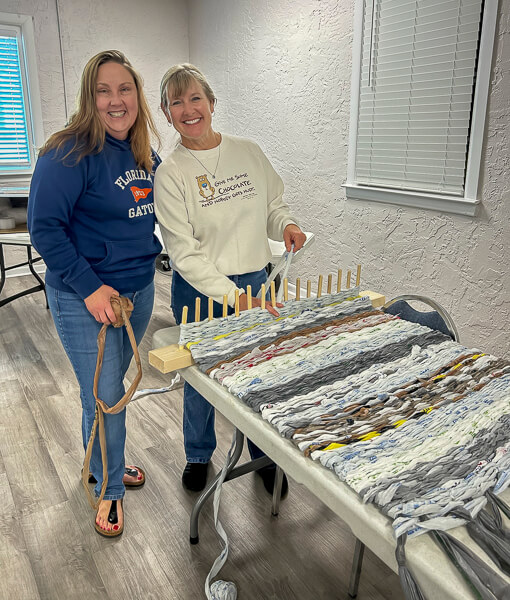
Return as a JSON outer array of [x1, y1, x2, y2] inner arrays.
[[82, 296, 142, 509]]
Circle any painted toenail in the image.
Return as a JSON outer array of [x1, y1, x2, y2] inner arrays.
[[113, 525, 119, 531]]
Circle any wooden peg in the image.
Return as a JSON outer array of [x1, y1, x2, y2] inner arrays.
[[306, 280, 311, 298], [208, 297, 213, 321], [223, 295, 228, 317], [247, 285, 252, 310], [260, 284, 266, 310], [327, 273, 332, 294], [317, 275, 323, 298], [195, 297, 201, 322], [234, 289, 240, 317], [296, 278, 301, 300], [284, 278, 288, 302], [356, 264, 361, 287], [270, 281, 276, 307], [179, 305, 188, 349], [347, 270, 351, 289], [337, 269, 342, 292]]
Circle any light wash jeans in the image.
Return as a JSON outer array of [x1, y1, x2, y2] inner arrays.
[[47, 281, 154, 500], [171, 269, 268, 463]]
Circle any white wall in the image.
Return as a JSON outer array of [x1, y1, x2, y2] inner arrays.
[[2, 0, 188, 154], [2, 0, 508, 354], [189, 0, 510, 356]]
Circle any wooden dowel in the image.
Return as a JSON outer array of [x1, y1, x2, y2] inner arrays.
[[317, 274, 323, 298], [260, 284, 266, 310], [356, 264, 361, 286], [306, 280, 311, 298], [179, 305, 188, 349], [234, 289, 240, 317], [284, 278, 288, 302], [337, 269, 342, 292], [247, 285, 252, 310], [296, 278, 301, 300], [327, 273, 332, 294], [270, 281, 276, 307], [208, 297, 213, 321], [195, 297, 201, 322], [346, 270, 351, 289], [222, 295, 228, 317]]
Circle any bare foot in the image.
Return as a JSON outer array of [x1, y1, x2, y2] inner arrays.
[[95, 499, 123, 534]]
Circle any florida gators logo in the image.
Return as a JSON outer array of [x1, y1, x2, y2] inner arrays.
[[130, 186, 152, 202]]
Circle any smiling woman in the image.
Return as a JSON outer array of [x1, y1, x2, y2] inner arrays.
[[27, 50, 162, 539], [154, 63, 306, 496], [95, 62, 138, 141]]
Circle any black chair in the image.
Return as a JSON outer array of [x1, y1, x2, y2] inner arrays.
[[347, 294, 459, 598]]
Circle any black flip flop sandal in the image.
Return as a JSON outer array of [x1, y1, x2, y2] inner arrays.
[[94, 499, 124, 538]]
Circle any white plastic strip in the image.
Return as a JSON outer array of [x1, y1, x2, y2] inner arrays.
[[205, 431, 238, 600]]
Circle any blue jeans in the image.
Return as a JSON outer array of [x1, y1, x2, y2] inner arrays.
[[47, 281, 154, 500], [171, 269, 269, 464]]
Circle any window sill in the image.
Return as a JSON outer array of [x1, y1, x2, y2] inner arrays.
[[343, 184, 479, 217]]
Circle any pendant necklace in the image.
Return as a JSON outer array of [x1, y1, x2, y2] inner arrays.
[[184, 139, 221, 179]]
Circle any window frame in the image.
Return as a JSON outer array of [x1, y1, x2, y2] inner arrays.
[[0, 12, 43, 194], [344, 0, 498, 217]]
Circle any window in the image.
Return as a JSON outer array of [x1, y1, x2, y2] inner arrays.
[[0, 12, 43, 192], [344, 0, 498, 216]]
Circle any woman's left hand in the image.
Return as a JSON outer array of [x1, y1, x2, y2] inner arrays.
[[283, 224, 306, 252]]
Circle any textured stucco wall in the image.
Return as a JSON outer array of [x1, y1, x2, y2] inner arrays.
[[189, 0, 510, 356], [2, 0, 188, 153]]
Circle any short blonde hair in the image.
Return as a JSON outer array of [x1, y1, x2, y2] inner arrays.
[[160, 63, 216, 113], [41, 50, 160, 171]]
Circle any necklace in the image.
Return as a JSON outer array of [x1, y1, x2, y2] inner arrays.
[[183, 141, 221, 179]]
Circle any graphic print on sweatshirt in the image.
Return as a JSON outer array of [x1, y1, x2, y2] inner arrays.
[[193, 169, 256, 209], [115, 168, 155, 219]]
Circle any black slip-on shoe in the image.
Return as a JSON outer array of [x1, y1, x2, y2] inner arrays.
[[182, 462, 209, 492], [257, 466, 289, 498]]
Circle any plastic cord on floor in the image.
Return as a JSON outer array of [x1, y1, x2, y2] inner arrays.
[[205, 430, 238, 600], [132, 373, 182, 400]]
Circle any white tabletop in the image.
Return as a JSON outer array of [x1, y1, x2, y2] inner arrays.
[[0, 232, 32, 245], [152, 325, 509, 600]]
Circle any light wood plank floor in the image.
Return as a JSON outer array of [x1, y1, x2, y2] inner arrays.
[[0, 272, 405, 600]]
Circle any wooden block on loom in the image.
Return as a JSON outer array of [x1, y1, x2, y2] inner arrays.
[[361, 290, 386, 308], [148, 344, 195, 374]]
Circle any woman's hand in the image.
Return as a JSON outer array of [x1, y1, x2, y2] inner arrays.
[[239, 293, 282, 317], [84, 285, 120, 324], [283, 224, 306, 252]]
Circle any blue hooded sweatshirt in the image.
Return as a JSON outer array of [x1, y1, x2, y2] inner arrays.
[[28, 133, 162, 299]]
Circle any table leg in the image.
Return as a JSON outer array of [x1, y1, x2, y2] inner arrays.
[[348, 538, 365, 598], [27, 246, 48, 308], [0, 244, 5, 297], [189, 427, 246, 544], [271, 466, 285, 516]]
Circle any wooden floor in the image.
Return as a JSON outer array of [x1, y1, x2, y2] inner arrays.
[[0, 272, 405, 600]]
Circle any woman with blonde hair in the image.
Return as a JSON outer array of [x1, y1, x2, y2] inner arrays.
[[155, 63, 306, 494], [28, 50, 162, 537]]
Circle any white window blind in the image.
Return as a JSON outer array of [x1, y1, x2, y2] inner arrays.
[[0, 27, 30, 171], [354, 0, 484, 197]]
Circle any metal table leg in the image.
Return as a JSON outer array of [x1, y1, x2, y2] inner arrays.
[[348, 539, 365, 598], [271, 466, 284, 516], [189, 427, 274, 544]]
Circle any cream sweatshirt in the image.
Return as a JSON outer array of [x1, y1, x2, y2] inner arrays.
[[154, 134, 296, 305]]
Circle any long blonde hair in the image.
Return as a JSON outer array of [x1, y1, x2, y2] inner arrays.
[[41, 50, 160, 172]]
